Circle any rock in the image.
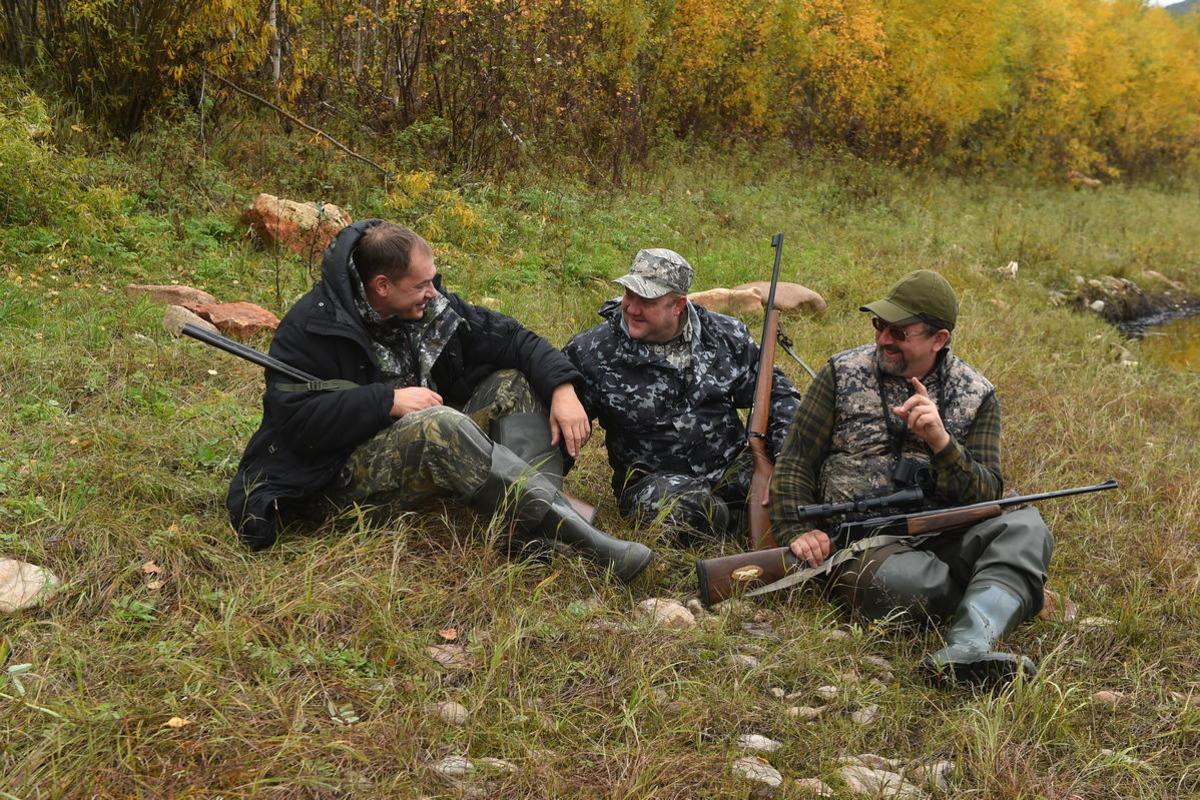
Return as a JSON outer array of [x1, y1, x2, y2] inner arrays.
[[688, 287, 764, 315], [733, 281, 828, 315], [727, 654, 760, 669], [861, 655, 893, 672], [163, 304, 219, 337], [1067, 170, 1103, 189], [786, 705, 828, 721], [432, 701, 470, 725], [826, 629, 852, 641], [126, 283, 217, 306], [1038, 589, 1079, 623], [737, 734, 783, 753], [1090, 690, 1128, 707], [427, 644, 475, 671], [839, 670, 862, 685], [741, 621, 778, 639], [184, 302, 280, 337], [242, 193, 352, 255], [732, 756, 784, 790], [905, 759, 954, 793], [685, 597, 708, 618], [475, 757, 517, 773], [795, 777, 835, 797], [1079, 616, 1117, 628], [0, 559, 59, 613], [432, 755, 475, 778], [1089, 299, 1106, 313], [815, 685, 840, 701], [997, 261, 1019, 279], [1141, 270, 1185, 292], [1075, 275, 1158, 322], [851, 704, 879, 726], [769, 687, 786, 699], [637, 597, 696, 628], [839, 766, 929, 800]]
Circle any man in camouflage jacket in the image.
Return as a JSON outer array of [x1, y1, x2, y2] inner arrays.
[[563, 249, 800, 542], [226, 220, 652, 582], [770, 270, 1053, 688]]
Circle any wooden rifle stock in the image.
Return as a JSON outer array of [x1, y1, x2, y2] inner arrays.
[[746, 233, 785, 550]]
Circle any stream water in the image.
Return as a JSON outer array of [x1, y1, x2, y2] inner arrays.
[[1135, 313, 1200, 371]]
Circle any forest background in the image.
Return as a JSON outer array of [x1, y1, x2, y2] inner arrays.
[[2, 0, 1200, 798]]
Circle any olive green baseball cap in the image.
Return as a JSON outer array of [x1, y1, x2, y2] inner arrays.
[[860, 269, 958, 330]]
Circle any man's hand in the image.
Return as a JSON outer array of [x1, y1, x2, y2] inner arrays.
[[892, 377, 951, 453], [391, 387, 443, 417], [789, 529, 832, 566], [549, 384, 591, 458]]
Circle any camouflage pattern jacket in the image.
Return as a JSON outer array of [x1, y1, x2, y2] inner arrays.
[[564, 299, 800, 496], [227, 220, 580, 550]]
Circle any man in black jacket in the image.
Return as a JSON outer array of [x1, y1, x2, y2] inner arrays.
[[227, 220, 652, 582]]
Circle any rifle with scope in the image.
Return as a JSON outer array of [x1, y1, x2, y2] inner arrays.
[[696, 479, 1118, 606]]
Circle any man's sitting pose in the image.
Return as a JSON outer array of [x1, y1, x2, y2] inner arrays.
[[226, 220, 652, 582], [770, 269, 1053, 686], [563, 248, 799, 542]]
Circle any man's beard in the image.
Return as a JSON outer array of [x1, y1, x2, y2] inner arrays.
[[874, 345, 908, 377]]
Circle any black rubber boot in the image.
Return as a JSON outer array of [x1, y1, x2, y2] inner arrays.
[[922, 584, 1037, 688], [470, 444, 652, 583], [491, 412, 564, 488]]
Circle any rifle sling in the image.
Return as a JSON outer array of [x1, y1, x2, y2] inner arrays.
[[276, 379, 361, 393], [744, 529, 946, 598]]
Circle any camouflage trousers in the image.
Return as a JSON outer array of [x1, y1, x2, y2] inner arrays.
[[828, 507, 1054, 624], [617, 449, 752, 543], [319, 370, 550, 513]]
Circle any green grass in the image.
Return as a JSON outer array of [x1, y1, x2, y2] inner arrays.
[[2, 103, 1200, 798]]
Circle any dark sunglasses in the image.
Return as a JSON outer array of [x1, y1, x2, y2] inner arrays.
[[871, 317, 932, 341]]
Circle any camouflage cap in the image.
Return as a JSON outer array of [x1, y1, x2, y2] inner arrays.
[[614, 248, 694, 299], [860, 269, 958, 330]]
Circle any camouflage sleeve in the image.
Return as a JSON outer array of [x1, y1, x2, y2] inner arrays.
[[930, 390, 1003, 504], [561, 335, 599, 421], [769, 364, 837, 542]]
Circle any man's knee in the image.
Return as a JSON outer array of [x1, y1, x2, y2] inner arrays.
[[838, 549, 960, 622], [403, 406, 493, 458]]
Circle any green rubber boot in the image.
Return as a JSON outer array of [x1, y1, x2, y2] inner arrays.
[[470, 444, 652, 583], [922, 584, 1037, 688]]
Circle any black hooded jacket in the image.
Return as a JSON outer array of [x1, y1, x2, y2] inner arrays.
[[227, 220, 581, 549]]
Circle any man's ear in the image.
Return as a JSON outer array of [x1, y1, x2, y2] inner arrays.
[[932, 329, 951, 352], [368, 274, 389, 297], [673, 294, 688, 316]]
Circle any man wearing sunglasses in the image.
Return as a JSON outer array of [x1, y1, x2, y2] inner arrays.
[[770, 270, 1053, 688]]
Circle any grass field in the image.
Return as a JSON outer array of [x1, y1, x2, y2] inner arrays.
[[3, 98, 1200, 798]]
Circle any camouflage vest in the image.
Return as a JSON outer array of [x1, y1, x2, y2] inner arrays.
[[819, 345, 994, 504]]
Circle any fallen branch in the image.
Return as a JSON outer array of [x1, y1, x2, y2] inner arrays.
[[207, 71, 389, 179]]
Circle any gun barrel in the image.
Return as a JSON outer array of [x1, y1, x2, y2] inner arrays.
[[181, 323, 318, 383]]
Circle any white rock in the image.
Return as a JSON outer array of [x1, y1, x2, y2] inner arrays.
[[861, 655, 893, 672], [769, 687, 786, 699], [737, 734, 783, 753], [787, 705, 828, 721], [795, 777, 835, 797], [815, 685, 840, 701], [0, 559, 59, 613], [728, 654, 760, 669], [1079, 616, 1117, 628], [637, 597, 696, 628], [839, 765, 929, 800], [732, 756, 784, 788], [433, 701, 469, 725], [432, 755, 475, 778], [1089, 299, 1106, 313], [851, 704, 879, 726], [1090, 690, 1128, 707], [475, 757, 517, 773], [905, 759, 954, 793]]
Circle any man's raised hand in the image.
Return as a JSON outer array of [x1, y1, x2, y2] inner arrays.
[[549, 383, 591, 459], [892, 377, 951, 453]]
